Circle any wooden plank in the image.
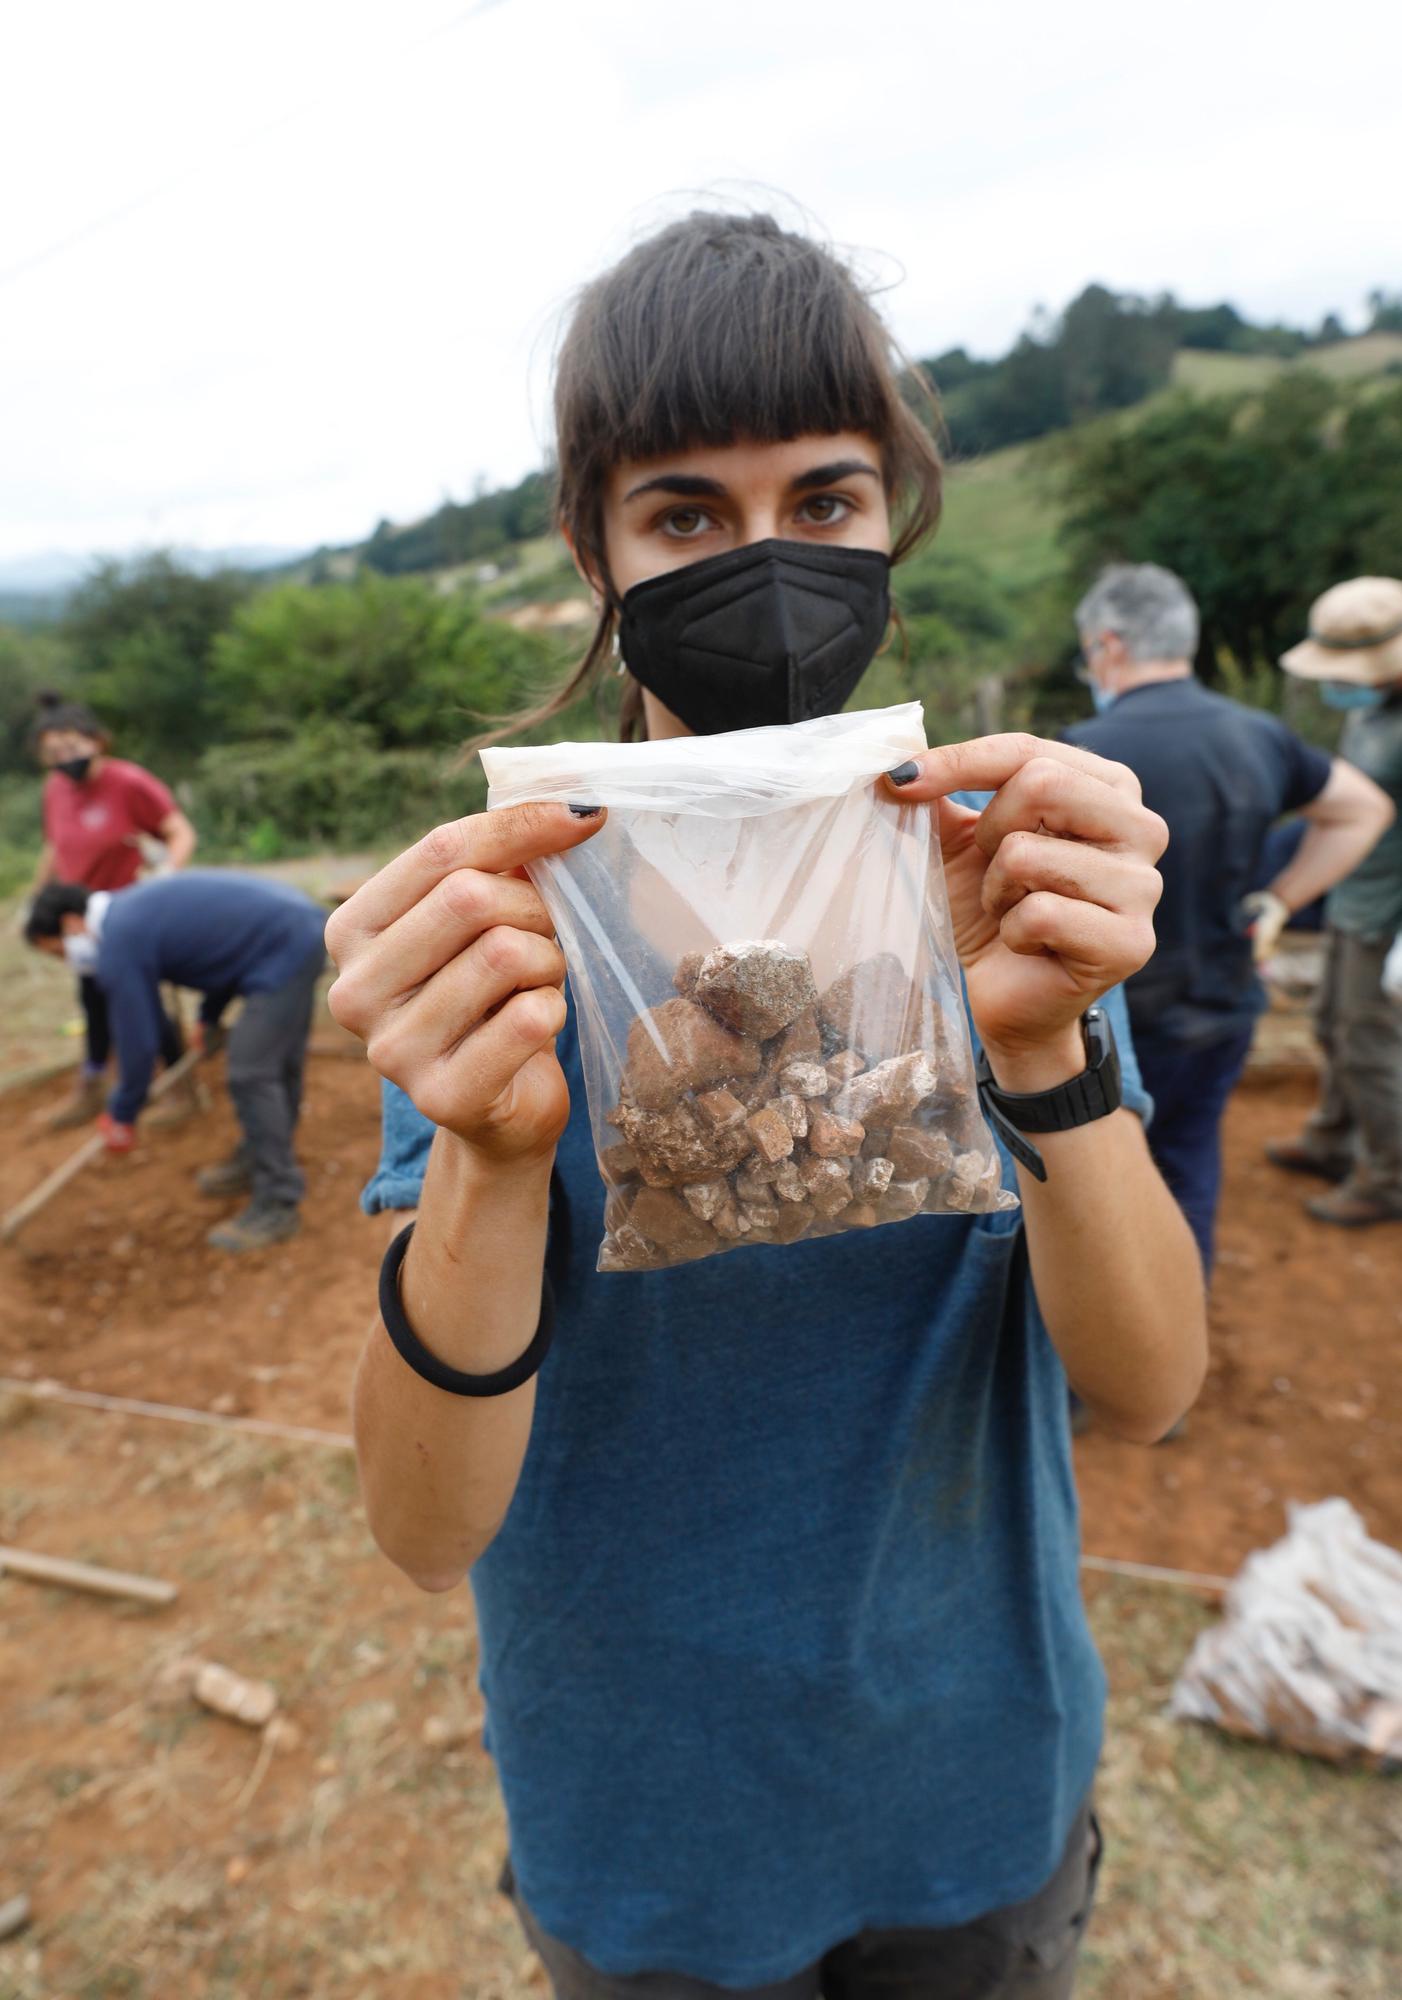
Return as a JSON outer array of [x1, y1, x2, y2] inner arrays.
[[0, 1544, 178, 1606], [0, 1045, 203, 1244]]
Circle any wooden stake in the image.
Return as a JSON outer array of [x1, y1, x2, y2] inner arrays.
[[0, 1544, 178, 1606], [1, 1045, 204, 1244]]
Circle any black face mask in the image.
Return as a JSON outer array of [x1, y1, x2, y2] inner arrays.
[[618, 538, 891, 736], [56, 756, 93, 784]]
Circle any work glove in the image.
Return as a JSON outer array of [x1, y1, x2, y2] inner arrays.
[[1382, 933, 1402, 1006], [98, 1111, 136, 1153], [1240, 890, 1291, 967]]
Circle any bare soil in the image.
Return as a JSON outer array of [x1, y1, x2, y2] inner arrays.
[[3, 1050, 1401, 1996]]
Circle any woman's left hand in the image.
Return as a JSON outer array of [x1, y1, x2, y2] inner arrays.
[[885, 735, 1166, 1088]]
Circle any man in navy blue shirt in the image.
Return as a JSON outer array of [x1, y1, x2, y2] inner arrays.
[[26, 872, 327, 1251], [1067, 564, 1391, 1271]]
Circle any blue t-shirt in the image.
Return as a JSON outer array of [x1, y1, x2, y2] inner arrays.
[[1066, 680, 1331, 1047], [364, 983, 1148, 1984]]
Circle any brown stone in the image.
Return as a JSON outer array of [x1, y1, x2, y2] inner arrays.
[[599, 1221, 659, 1272], [739, 1198, 780, 1239], [832, 1052, 939, 1128], [599, 1141, 640, 1184], [852, 1156, 895, 1200], [769, 1157, 808, 1203], [773, 1093, 808, 1140], [613, 1094, 752, 1186], [681, 1178, 730, 1222], [779, 1060, 829, 1099], [624, 998, 761, 1113], [772, 1007, 822, 1065], [735, 1160, 777, 1203], [799, 1155, 854, 1218], [712, 1200, 752, 1240], [808, 1109, 866, 1158], [887, 1124, 955, 1181], [840, 1201, 880, 1229], [694, 940, 819, 1040], [825, 1049, 866, 1086], [746, 1104, 795, 1164], [875, 1177, 930, 1224], [673, 951, 705, 999], [770, 1201, 815, 1244], [629, 1186, 719, 1255], [819, 953, 920, 1059], [944, 1150, 987, 1213], [695, 1088, 748, 1132]]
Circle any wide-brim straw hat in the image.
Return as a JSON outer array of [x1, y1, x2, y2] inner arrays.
[[1281, 576, 1402, 686]]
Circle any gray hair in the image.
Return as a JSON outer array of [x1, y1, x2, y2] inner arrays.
[[1075, 563, 1200, 664]]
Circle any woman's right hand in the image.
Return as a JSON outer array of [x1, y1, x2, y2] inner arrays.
[[325, 803, 604, 1164]]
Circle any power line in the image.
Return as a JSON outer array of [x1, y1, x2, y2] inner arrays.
[[0, 0, 509, 292]]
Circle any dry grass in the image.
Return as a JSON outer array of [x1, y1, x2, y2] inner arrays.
[[3, 1405, 1399, 1999]]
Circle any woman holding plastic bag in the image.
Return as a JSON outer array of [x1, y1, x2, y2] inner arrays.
[[327, 213, 1205, 1998]]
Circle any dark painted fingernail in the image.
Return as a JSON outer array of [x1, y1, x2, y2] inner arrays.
[[886, 761, 920, 786], [568, 803, 602, 817]]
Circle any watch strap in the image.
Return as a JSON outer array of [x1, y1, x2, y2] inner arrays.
[[975, 1008, 1123, 1184]]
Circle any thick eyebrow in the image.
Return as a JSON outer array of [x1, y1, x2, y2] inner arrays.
[[622, 472, 727, 503], [621, 458, 882, 505], [790, 458, 881, 492]]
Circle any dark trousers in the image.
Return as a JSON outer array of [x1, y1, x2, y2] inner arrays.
[[80, 975, 183, 1075], [1132, 1022, 1256, 1274], [224, 948, 324, 1209], [503, 1802, 1102, 2000], [1304, 927, 1402, 1203]]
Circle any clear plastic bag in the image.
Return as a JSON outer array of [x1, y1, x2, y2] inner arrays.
[[482, 704, 1014, 1272], [1169, 1498, 1402, 1768]]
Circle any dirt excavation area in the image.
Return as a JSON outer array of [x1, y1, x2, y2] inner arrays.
[[3, 1045, 1401, 1996], [3, 1052, 1399, 1579]]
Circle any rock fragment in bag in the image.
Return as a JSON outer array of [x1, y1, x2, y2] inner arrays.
[[818, 952, 922, 1061], [692, 940, 819, 1041], [623, 998, 761, 1112]]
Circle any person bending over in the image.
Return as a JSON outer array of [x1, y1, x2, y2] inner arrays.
[[26, 871, 326, 1253]]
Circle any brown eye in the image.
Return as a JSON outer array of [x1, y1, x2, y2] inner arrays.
[[799, 495, 852, 525], [663, 507, 709, 537]]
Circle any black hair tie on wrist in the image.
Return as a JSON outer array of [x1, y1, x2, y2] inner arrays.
[[378, 1222, 555, 1397]]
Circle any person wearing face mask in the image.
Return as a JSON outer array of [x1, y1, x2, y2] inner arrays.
[[1064, 564, 1390, 1276], [1268, 577, 1402, 1225], [24, 871, 327, 1251], [324, 212, 1211, 2000], [29, 691, 198, 1130]]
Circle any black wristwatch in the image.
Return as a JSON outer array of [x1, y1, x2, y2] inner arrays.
[[974, 1008, 1123, 1183]]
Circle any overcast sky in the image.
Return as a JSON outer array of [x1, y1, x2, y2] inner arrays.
[[3, 0, 1399, 563]]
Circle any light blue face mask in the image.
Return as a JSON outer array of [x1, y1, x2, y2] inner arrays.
[[1320, 681, 1386, 712]]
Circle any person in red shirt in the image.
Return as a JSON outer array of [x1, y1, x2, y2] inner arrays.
[[30, 692, 198, 1128]]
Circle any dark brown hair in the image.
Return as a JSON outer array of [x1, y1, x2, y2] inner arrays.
[[29, 689, 109, 755], [476, 210, 943, 747]]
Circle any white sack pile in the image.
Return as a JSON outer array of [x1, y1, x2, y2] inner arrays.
[[1171, 1498, 1402, 1767]]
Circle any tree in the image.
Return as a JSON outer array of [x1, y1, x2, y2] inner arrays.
[[208, 573, 565, 751], [1054, 374, 1402, 678], [61, 554, 250, 774]]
